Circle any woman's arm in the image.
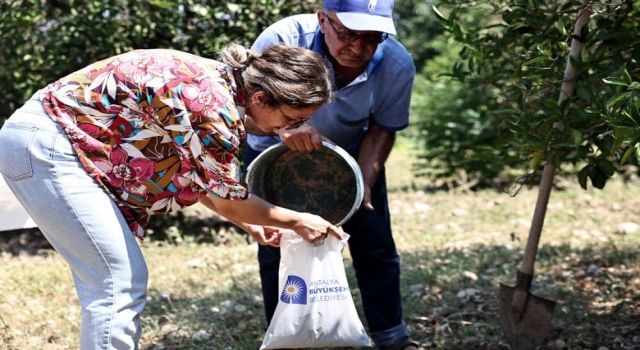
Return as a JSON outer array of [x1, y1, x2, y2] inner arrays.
[[199, 194, 341, 244], [199, 195, 282, 246]]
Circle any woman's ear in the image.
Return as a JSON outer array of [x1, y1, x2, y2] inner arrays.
[[250, 91, 267, 107]]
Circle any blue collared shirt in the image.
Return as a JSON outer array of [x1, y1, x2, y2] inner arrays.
[[248, 14, 415, 154]]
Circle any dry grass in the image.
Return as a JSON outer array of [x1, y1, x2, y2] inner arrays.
[[1, 142, 639, 349]]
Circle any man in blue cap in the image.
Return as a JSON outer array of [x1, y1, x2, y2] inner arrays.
[[245, 1, 417, 348]]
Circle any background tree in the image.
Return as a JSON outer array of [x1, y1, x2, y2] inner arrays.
[[393, 0, 445, 73], [0, 0, 317, 120]]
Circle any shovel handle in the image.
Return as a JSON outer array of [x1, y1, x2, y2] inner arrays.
[[520, 164, 555, 274], [513, 166, 554, 320]]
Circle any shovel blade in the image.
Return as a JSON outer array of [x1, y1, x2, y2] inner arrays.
[[499, 283, 556, 350]]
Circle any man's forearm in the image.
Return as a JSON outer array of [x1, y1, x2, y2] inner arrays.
[[357, 122, 395, 188]]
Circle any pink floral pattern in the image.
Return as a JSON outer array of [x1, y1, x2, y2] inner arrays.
[[94, 148, 155, 196], [37, 49, 248, 238]]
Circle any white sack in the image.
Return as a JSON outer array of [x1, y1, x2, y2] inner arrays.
[[260, 231, 371, 349]]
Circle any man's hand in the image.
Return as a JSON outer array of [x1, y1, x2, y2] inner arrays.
[[277, 123, 324, 152], [362, 185, 375, 211]]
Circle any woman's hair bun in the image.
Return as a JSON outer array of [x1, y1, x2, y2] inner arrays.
[[220, 43, 258, 70]]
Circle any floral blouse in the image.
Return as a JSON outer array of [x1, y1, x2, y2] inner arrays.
[[37, 49, 248, 238]]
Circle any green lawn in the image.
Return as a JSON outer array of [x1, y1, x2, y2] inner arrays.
[[1, 143, 639, 349]]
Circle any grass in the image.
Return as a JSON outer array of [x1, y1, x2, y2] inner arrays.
[[1, 141, 639, 349]]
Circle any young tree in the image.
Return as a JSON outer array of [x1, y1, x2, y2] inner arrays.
[[417, 0, 639, 189]]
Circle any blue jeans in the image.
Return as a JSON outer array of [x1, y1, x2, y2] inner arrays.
[[245, 145, 411, 348], [0, 100, 148, 349]]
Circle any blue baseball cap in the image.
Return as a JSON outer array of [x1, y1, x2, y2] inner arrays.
[[323, 0, 396, 35]]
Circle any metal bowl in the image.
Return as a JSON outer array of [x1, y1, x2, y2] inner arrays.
[[246, 141, 364, 226]]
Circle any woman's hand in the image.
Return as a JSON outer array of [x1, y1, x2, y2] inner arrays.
[[292, 213, 343, 244], [245, 224, 282, 247], [203, 194, 342, 244], [277, 123, 324, 152]]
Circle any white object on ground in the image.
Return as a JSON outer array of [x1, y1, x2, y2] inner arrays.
[[0, 176, 36, 231]]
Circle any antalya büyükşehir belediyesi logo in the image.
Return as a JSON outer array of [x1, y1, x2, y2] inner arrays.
[[280, 275, 307, 304]]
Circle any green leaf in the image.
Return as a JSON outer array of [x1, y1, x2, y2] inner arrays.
[[612, 136, 624, 154], [578, 166, 589, 189], [607, 92, 631, 110], [529, 151, 543, 170], [493, 109, 522, 115], [148, 0, 178, 9], [621, 145, 636, 164], [431, 6, 448, 24], [451, 22, 464, 38], [570, 128, 582, 145], [602, 77, 629, 87], [623, 68, 633, 84], [589, 167, 607, 189], [631, 98, 640, 120], [555, 18, 567, 36], [523, 55, 549, 66], [599, 160, 616, 176], [613, 127, 640, 139], [463, 43, 478, 52]]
